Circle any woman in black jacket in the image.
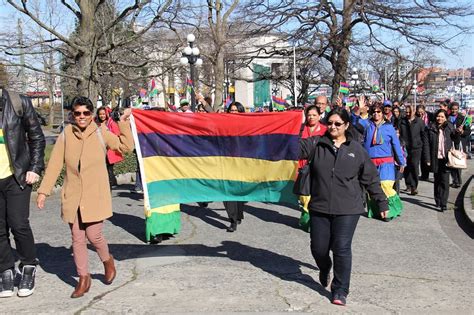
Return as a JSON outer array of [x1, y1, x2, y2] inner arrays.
[[299, 108, 388, 306], [423, 109, 458, 211]]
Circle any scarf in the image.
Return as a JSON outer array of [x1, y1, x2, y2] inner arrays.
[[437, 126, 445, 159], [371, 121, 385, 145]]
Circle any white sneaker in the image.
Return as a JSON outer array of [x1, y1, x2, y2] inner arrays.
[[17, 266, 36, 297]]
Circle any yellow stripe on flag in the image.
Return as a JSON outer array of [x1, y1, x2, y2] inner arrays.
[[143, 156, 298, 183]]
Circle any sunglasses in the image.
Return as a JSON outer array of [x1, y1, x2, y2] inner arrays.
[[73, 110, 92, 117], [374, 110, 382, 113], [327, 121, 345, 127]]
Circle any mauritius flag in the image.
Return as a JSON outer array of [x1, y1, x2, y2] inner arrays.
[[272, 95, 287, 111], [131, 111, 301, 211]]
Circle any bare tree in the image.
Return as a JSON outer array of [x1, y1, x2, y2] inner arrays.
[[240, 0, 474, 102], [2, 0, 174, 103]]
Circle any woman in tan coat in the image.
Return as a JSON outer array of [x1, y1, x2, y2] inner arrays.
[[36, 96, 134, 298]]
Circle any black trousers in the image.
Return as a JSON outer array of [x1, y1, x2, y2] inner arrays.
[[223, 201, 245, 224], [0, 176, 37, 273], [309, 211, 360, 295], [420, 159, 430, 180], [404, 148, 422, 189], [450, 168, 462, 186], [106, 160, 117, 187], [434, 159, 450, 208]]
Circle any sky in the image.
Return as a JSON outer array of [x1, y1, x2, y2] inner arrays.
[[0, 0, 473, 69], [437, 32, 474, 69]]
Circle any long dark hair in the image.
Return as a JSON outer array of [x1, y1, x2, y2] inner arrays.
[[434, 109, 448, 129], [95, 106, 108, 124], [227, 102, 245, 113]]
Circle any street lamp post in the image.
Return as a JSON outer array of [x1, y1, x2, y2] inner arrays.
[[180, 34, 203, 112], [459, 79, 465, 107], [412, 77, 417, 107], [350, 67, 359, 94]]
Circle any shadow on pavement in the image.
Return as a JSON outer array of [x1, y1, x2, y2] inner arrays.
[[244, 204, 301, 230], [108, 212, 146, 243], [401, 196, 440, 212], [36, 243, 105, 288], [36, 243, 76, 287], [107, 241, 330, 300], [37, 240, 329, 299], [181, 203, 229, 230]]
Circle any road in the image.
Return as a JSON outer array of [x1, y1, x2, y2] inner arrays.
[[2, 162, 473, 314]]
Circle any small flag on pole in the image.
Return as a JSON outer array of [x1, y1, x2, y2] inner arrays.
[[149, 79, 158, 97], [186, 78, 193, 94], [272, 95, 287, 111], [339, 82, 349, 95], [224, 95, 233, 108]]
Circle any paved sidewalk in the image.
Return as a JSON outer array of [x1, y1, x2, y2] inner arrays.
[[2, 162, 474, 314]]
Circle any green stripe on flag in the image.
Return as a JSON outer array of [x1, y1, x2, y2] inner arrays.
[[146, 179, 297, 208]]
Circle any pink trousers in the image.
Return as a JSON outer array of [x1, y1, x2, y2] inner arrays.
[[69, 214, 111, 276]]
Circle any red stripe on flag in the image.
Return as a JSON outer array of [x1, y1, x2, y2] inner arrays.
[[132, 110, 302, 136]]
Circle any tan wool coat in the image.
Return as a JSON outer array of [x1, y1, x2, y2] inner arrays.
[[38, 121, 134, 223]]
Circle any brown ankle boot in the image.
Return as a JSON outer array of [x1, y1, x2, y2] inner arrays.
[[71, 274, 91, 298], [103, 255, 116, 285]]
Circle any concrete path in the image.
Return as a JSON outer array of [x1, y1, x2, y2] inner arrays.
[[2, 162, 474, 314]]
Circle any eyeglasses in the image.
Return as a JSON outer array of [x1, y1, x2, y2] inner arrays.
[[327, 121, 345, 127], [373, 110, 382, 113], [73, 110, 92, 117]]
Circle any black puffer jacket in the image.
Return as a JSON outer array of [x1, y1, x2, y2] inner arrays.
[[1, 90, 45, 189], [299, 134, 388, 215]]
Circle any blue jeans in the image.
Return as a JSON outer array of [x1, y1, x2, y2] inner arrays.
[[309, 211, 360, 295]]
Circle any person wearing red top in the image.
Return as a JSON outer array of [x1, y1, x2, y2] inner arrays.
[[95, 107, 124, 187], [298, 105, 327, 231]]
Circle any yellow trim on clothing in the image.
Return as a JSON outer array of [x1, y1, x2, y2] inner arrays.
[[380, 180, 397, 197]]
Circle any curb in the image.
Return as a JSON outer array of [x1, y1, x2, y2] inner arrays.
[[461, 175, 474, 227], [31, 172, 137, 197]]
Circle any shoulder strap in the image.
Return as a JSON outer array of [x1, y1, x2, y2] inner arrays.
[[9, 92, 24, 117], [96, 127, 107, 155]]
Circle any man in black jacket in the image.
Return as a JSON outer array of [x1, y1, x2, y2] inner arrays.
[[416, 105, 433, 180], [0, 88, 45, 298], [399, 105, 425, 195], [448, 102, 469, 188]]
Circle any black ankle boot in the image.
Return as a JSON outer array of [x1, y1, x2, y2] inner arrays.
[[226, 222, 237, 232]]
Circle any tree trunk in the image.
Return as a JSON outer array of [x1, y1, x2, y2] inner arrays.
[[76, 0, 99, 104], [330, 0, 355, 103], [47, 51, 55, 126], [214, 51, 225, 110]]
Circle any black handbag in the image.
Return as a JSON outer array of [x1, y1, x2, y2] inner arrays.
[[293, 136, 319, 196]]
